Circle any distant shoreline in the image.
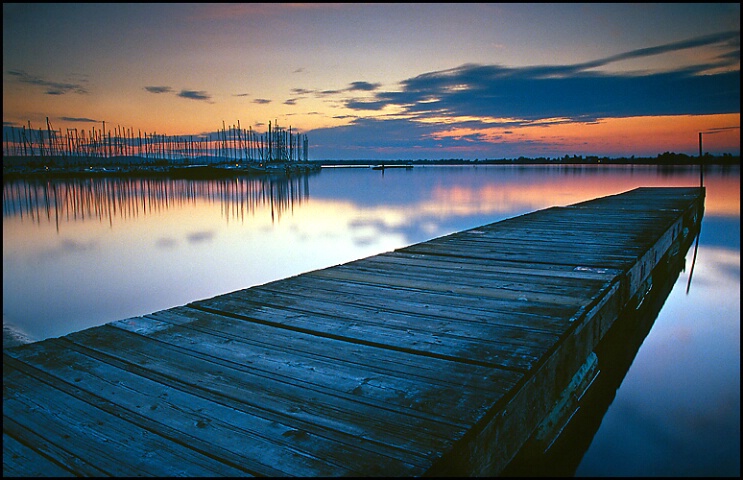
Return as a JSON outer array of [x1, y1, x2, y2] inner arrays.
[[314, 154, 740, 167], [2, 153, 739, 179], [2, 160, 322, 180]]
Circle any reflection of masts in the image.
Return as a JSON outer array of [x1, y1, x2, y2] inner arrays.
[[3, 174, 315, 231]]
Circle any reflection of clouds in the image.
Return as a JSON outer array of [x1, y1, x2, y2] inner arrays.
[[421, 221, 440, 235], [704, 175, 741, 218], [40, 238, 97, 260], [717, 256, 741, 282], [694, 247, 740, 287], [59, 239, 96, 252], [353, 236, 377, 247], [339, 189, 525, 246], [680, 246, 739, 326], [348, 217, 395, 232], [585, 243, 740, 476], [347, 210, 469, 248], [349, 217, 402, 247], [429, 183, 553, 214], [155, 237, 178, 249], [187, 231, 215, 244]]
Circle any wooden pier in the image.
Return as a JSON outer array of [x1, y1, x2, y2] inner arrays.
[[3, 187, 704, 477]]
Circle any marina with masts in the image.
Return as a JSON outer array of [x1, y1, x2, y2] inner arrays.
[[3, 118, 313, 176]]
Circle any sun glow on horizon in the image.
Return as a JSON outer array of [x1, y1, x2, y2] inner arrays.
[[423, 113, 740, 158]]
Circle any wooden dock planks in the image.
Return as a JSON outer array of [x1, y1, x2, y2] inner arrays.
[[3, 186, 705, 477]]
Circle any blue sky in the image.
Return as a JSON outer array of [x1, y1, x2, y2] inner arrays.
[[3, 3, 740, 159]]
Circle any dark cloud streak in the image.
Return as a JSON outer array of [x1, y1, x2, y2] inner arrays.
[[178, 89, 211, 101], [145, 85, 212, 101], [7, 69, 88, 95], [294, 81, 383, 98], [59, 116, 98, 123], [348, 81, 381, 91], [592, 30, 740, 69], [145, 86, 173, 94], [292, 88, 313, 95]]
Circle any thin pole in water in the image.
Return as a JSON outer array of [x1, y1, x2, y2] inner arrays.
[[698, 132, 704, 187]]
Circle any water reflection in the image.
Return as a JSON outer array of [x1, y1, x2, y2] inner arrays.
[[2, 173, 315, 231], [2, 165, 739, 344], [2, 164, 739, 476], [4, 165, 739, 237]]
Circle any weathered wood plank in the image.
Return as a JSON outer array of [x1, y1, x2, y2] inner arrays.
[[6, 337, 419, 476], [4, 354, 252, 476], [368, 251, 623, 280], [375, 251, 623, 281], [135, 307, 523, 396], [55, 326, 469, 465], [236, 280, 571, 344], [306, 266, 599, 306], [312, 258, 609, 298], [192, 290, 563, 371], [400, 242, 641, 269], [2, 433, 75, 477], [108, 312, 514, 426], [250, 275, 575, 334], [262, 268, 582, 319]]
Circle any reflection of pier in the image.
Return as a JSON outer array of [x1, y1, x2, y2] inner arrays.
[[501, 218, 700, 475], [2, 173, 315, 229], [3, 187, 704, 476]]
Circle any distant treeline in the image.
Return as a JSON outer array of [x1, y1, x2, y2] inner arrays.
[[320, 152, 740, 166], [3, 151, 740, 172]]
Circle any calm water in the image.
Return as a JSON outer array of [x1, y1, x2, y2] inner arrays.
[[3, 164, 740, 476]]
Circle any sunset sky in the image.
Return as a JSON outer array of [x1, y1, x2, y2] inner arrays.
[[3, 3, 740, 160]]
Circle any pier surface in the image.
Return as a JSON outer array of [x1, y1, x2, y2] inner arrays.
[[3, 187, 704, 476]]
